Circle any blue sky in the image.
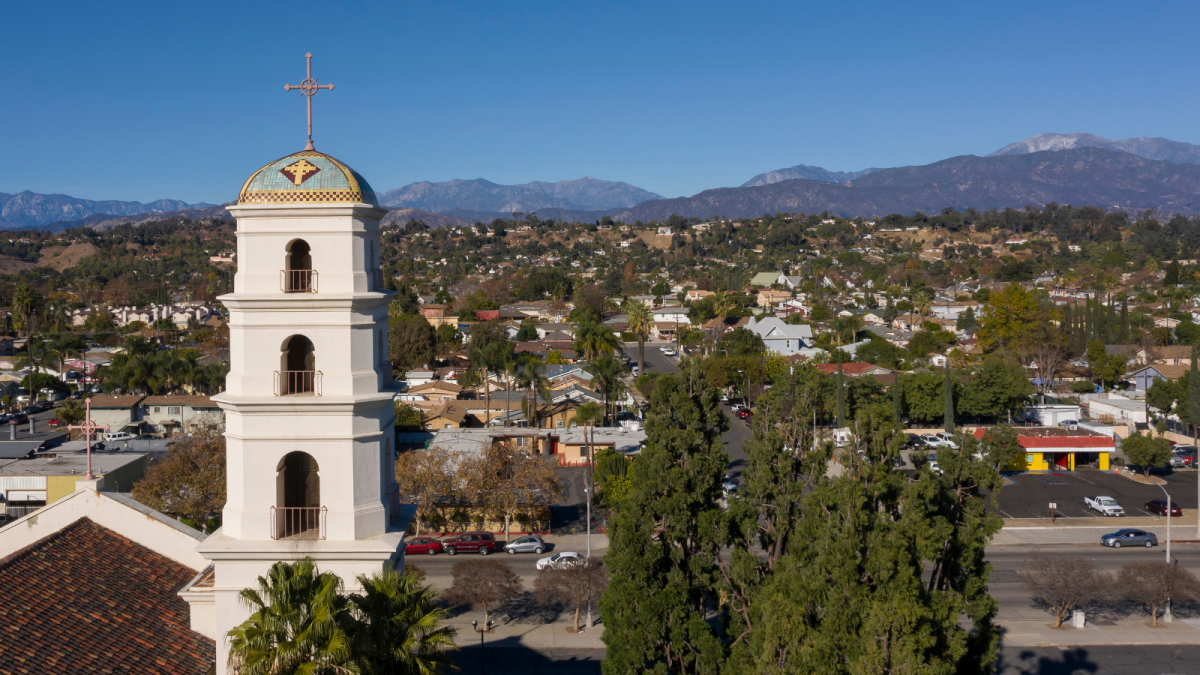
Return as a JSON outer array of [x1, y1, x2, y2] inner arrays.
[[2, 1, 1199, 204]]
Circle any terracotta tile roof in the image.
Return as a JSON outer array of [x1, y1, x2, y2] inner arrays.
[[0, 518, 214, 674], [86, 394, 147, 409], [973, 427, 1115, 448], [142, 395, 218, 408]]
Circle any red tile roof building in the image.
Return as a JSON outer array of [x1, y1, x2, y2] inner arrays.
[[0, 518, 215, 673]]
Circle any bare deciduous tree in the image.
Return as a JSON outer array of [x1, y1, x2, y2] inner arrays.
[[461, 440, 562, 542], [1119, 561, 1200, 627], [441, 559, 522, 626], [534, 557, 609, 632], [1018, 553, 1107, 628], [131, 424, 226, 532], [394, 445, 458, 536]]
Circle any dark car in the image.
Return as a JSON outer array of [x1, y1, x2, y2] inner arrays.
[[736, 409, 753, 420], [20, 406, 38, 415], [1101, 529, 1158, 548], [441, 531, 497, 555], [404, 536, 444, 556], [1145, 500, 1184, 517], [8, 413, 28, 424]]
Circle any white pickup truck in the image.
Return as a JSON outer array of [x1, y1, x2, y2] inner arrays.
[[1085, 496, 1125, 517]]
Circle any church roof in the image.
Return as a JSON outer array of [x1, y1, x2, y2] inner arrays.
[[238, 149, 378, 206], [0, 517, 214, 673]]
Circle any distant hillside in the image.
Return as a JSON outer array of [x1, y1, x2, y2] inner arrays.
[[0, 190, 213, 230], [990, 132, 1200, 166], [39, 203, 465, 232], [741, 164, 882, 187], [608, 148, 1200, 221], [377, 177, 662, 214]]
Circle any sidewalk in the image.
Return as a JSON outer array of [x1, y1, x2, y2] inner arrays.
[[1000, 616, 1200, 646]]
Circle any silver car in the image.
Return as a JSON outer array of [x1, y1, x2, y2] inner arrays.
[[504, 535, 548, 555]]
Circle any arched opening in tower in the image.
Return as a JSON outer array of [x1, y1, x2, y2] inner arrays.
[[284, 239, 314, 292], [279, 334, 317, 395]]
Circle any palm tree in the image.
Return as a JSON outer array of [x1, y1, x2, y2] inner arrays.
[[573, 321, 620, 362], [586, 355, 623, 427], [625, 299, 652, 379], [469, 341, 501, 425], [347, 569, 457, 674], [515, 354, 552, 432], [11, 284, 40, 337], [913, 289, 933, 327], [226, 557, 355, 674], [498, 349, 518, 427]]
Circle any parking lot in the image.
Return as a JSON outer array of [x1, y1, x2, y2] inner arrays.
[[991, 467, 1200, 521]]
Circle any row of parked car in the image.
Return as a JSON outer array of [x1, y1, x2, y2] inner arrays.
[[403, 532, 586, 569]]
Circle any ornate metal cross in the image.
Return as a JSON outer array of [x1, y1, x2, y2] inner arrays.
[[284, 52, 334, 151], [68, 398, 109, 481]]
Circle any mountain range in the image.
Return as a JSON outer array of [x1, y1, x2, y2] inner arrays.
[[741, 164, 882, 187], [599, 147, 1200, 221], [377, 177, 662, 214], [0, 191, 212, 230], [16, 131, 1200, 231], [988, 132, 1200, 165]]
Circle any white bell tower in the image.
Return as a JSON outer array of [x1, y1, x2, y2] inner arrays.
[[197, 148, 402, 673]]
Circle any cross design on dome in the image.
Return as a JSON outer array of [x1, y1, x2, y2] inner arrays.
[[280, 158, 321, 186], [68, 398, 110, 481], [285, 52, 334, 151]]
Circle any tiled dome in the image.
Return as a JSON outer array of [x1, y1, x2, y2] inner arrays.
[[238, 150, 378, 206]]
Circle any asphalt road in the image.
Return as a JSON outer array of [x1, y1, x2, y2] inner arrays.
[[410, 546, 571, 577], [630, 342, 752, 480], [447, 645, 1200, 674]]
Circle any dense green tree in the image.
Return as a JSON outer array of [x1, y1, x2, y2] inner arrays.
[[900, 370, 945, 424], [716, 327, 765, 357], [944, 362, 955, 432], [957, 359, 1034, 422], [515, 320, 538, 342], [1121, 432, 1173, 477], [389, 315, 437, 372], [720, 374, 1003, 674], [1085, 339, 1126, 390], [601, 362, 729, 674]]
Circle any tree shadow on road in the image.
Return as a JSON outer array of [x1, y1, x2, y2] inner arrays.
[[500, 591, 565, 624], [995, 647, 1099, 675]]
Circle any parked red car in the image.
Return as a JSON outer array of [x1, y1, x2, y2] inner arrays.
[[47, 418, 64, 428], [405, 536, 444, 556], [440, 531, 498, 555], [736, 409, 753, 420], [1145, 500, 1184, 517]]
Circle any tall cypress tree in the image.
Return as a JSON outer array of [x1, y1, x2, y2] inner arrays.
[[1188, 345, 1200, 445], [602, 363, 728, 673], [893, 374, 903, 433], [944, 361, 955, 433], [836, 359, 846, 428], [1120, 295, 1130, 343]]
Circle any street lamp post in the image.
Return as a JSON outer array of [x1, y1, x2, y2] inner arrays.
[[470, 618, 494, 675], [1154, 482, 1172, 565]]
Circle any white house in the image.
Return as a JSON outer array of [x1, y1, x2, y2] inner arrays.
[[744, 316, 814, 356]]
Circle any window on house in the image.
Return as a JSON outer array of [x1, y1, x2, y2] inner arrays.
[[556, 420, 564, 428], [168, 407, 181, 415], [425, 423, 433, 430], [445, 423, 452, 429], [154, 407, 160, 413]]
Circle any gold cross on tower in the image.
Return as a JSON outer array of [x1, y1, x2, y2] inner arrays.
[[284, 52, 334, 151]]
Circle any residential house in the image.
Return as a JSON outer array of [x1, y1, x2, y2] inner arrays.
[[404, 381, 462, 404], [756, 289, 792, 308], [87, 395, 148, 432], [744, 317, 814, 356], [419, 304, 455, 327], [141, 395, 223, 435], [1131, 364, 1189, 392]]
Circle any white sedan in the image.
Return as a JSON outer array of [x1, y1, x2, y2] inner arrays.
[[536, 551, 584, 570]]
